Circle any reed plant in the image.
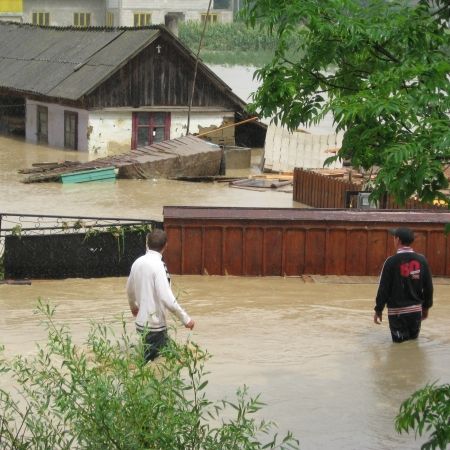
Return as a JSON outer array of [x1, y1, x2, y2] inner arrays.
[[179, 21, 283, 66], [0, 300, 299, 449]]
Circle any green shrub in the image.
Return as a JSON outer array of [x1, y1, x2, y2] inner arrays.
[[395, 382, 450, 450], [0, 300, 299, 449]]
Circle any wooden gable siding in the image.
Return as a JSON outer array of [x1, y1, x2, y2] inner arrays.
[[84, 36, 238, 110]]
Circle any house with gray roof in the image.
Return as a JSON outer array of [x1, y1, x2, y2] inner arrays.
[[18, 0, 236, 30], [0, 22, 248, 154]]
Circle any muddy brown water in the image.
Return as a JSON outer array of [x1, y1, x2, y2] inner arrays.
[[1, 136, 449, 449], [0, 136, 299, 220]]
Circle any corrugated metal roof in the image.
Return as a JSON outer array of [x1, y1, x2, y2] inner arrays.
[[0, 23, 159, 100]]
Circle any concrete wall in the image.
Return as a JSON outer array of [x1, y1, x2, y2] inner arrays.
[[87, 110, 132, 156], [26, 99, 89, 151], [23, 0, 106, 26]]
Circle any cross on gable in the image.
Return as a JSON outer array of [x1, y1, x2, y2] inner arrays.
[[156, 45, 162, 54]]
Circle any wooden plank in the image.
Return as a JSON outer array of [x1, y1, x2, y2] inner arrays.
[[426, 230, 447, 276], [283, 229, 306, 276], [263, 228, 283, 276], [244, 227, 264, 276], [304, 229, 326, 274], [223, 227, 244, 275], [182, 227, 203, 275], [204, 227, 223, 275], [345, 229, 368, 275], [164, 226, 182, 274], [366, 230, 388, 276], [326, 229, 347, 275]]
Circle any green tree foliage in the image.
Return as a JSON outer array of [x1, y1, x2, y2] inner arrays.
[[395, 383, 450, 450], [0, 301, 299, 450], [241, 0, 450, 205]]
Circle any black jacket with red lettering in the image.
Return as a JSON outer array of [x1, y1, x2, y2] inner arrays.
[[375, 248, 433, 313]]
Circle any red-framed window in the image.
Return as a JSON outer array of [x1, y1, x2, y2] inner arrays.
[[132, 112, 170, 149]]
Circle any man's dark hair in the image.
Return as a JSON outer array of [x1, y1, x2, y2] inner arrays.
[[146, 229, 167, 251], [389, 227, 415, 245]]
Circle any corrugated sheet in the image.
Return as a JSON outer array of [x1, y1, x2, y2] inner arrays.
[[0, 23, 158, 99]]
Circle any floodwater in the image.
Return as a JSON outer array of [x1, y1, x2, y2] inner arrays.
[[0, 135, 299, 220], [1, 276, 449, 450], [0, 73, 449, 449]]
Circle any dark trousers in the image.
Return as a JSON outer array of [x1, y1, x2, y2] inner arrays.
[[139, 329, 168, 363], [388, 312, 422, 343]]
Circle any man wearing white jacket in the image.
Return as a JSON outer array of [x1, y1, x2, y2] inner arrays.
[[127, 229, 195, 362]]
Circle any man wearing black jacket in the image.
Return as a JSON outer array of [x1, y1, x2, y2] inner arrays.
[[374, 227, 433, 343]]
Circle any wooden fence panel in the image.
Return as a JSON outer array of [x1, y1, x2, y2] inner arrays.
[[164, 207, 450, 277]]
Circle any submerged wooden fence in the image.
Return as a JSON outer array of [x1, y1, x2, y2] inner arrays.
[[293, 168, 442, 209], [163, 206, 450, 277]]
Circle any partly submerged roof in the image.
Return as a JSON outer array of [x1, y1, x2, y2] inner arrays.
[[0, 22, 246, 108]]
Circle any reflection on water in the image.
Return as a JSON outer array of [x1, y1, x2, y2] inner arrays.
[[1, 276, 449, 450]]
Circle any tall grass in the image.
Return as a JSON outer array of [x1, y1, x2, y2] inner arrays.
[[179, 21, 279, 66]]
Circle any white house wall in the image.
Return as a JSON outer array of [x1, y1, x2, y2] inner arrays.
[[171, 111, 233, 138], [88, 109, 233, 156], [87, 111, 132, 156], [25, 105, 233, 154], [26, 99, 89, 151], [21, 0, 233, 27], [23, 0, 107, 26]]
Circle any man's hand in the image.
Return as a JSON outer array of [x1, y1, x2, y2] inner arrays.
[[421, 308, 429, 321], [185, 319, 195, 330], [374, 311, 382, 324], [130, 306, 139, 317]]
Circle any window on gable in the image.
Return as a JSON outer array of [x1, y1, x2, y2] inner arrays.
[[201, 13, 218, 23], [132, 112, 170, 149], [134, 13, 151, 26], [32, 12, 49, 25], [74, 12, 91, 27], [64, 111, 78, 150]]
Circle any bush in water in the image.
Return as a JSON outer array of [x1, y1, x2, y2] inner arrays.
[[0, 300, 299, 450]]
